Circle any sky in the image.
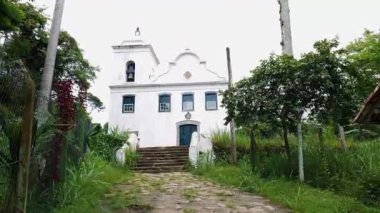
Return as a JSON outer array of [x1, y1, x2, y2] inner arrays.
[[33, 0, 380, 124]]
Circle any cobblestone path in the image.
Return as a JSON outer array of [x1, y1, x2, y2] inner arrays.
[[105, 172, 290, 213]]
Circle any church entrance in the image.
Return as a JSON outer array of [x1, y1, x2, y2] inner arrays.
[[179, 124, 197, 146]]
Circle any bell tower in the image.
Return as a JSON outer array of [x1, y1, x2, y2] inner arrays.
[[110, 28, 160, 85]]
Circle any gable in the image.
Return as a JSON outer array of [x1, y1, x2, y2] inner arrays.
[[152, 50, 226, 84]]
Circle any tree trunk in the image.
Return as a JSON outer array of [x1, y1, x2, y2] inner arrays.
[[36, 0, 66, 119], [278, 0, 294, 55], [297, 123, 304, 182], [282, 120, 291, 159], [226, 47, 237, 164], [318, 126, 324, 147], [338, 124, 348, 151], [249, 130, 258, 168]]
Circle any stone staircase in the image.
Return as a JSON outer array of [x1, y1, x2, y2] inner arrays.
[[134, 146, 189, 173]]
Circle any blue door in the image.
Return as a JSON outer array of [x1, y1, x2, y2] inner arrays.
[[179, 124, 197, 146]]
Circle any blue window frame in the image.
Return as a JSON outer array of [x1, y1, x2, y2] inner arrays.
[[205, 92, 217, 110], [159, 94, 171, 112], [182, 94, 194, 111], [122, 95, 135, 113]]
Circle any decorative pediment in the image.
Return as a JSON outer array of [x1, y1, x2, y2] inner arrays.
[[152, 49, 226, 83]]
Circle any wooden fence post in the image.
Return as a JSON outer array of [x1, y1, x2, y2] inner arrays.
[[226, 47, 237, 164], [17, 72, 35, 212], [297, 123, 304, 182]]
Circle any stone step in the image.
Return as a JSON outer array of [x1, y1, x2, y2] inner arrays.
[[137, 146, 189, 152], [134, 146, 189, 173], [138, 154, 188, 157], [136, 160, 188, 167], [138, 152, 188, 157], [139, 155, 189, 160], [138, 148, 189, 152], [134, 165, 186, 173], [137, 149, 189, 153], [137, 158, 188, 163]]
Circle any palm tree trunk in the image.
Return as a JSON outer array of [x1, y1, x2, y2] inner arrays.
[[36, 0, 66, 119]]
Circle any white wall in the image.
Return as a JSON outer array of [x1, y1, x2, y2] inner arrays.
[[111, 46, 158, 85], [109, 83, 229, 147], [109, 40, 229, 147]]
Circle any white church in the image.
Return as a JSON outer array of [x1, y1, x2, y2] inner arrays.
[[109, 29, 229, 147]]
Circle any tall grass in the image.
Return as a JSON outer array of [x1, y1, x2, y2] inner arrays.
[[51, 154, 132, 213], [193, 160, 380, 213], [211, 129, 380, 207]]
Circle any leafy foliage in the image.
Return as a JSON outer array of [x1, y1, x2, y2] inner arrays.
[[0, 1, 104, 211], [222, 39, 365, 157], [0, 0, 24, 32], [346, 30, 380, 102], [89, 128, 128, 162], [1, 2, 102, 112]]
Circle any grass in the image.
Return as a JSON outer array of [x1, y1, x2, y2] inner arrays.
[[52, 154, 133, 213], [182, 188, 199, 201], [183, 208, 196, 213], [211, 128, 380, 207], [149, 178, 166, 192], [193, 163, 380, 213], [100, 187, 152, 212]]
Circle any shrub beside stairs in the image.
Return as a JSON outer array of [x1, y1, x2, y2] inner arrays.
[[133, 146, 189, 173]]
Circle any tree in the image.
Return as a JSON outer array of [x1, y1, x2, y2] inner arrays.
[[0, 0, 24, 32], [252, 55, 302, 158], [301, 39, 359, 150], [2, 3, 99, 111], [346, 30, 380, 102], [223, 55, 303, 159], [222, 78, 260, 166], [0, 1, 101, 204]]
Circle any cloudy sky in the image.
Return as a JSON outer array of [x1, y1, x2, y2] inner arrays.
[[33, 0, 380, 124]]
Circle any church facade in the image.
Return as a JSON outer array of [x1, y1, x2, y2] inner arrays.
[[109, 30, 229, 147]]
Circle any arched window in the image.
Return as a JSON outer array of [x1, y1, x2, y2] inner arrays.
[[126, 61, 135, 82]]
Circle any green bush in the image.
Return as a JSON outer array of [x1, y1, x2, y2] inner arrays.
[[89, 128, 128, 162]]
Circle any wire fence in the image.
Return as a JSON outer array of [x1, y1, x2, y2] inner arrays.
[[0, 60, 36, 212]]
